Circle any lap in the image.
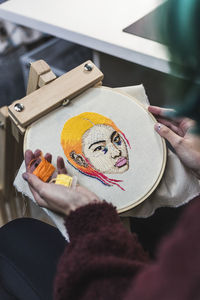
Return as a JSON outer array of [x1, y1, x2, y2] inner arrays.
[[0, 218, 67, 300]]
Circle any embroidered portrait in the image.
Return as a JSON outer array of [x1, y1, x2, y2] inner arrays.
[[61, 112, 131, 190]]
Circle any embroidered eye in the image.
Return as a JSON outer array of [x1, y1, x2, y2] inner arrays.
[[114, 135, 121, 145], [94, 145, 104, 152], [93, 145, 108, 154]]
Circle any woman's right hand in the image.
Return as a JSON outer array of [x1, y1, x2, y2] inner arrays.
[[148, 105, 200, 179]]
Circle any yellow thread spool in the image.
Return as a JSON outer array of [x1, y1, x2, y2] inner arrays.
[[55, 174, 73, 187]]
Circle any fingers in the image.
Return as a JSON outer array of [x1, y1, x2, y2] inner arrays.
[[22, 172, 71, 214], [25, 149, 41, 171], [23, 172, 44, 191], [34, 149, 52, 163], [57, 156, 67, 174], [149, 106, 195, 137], [23, 173, 51, 204], [155, 123, 183, 149], [24, 150, 67, 183], [22, 169, 98, 215], [22, 172, 50, 208], [148, 106, 175, 117], [34, 149, 41, 158], [179, 118, 196, 134], [23, 153, 69, 213], [23, 172, 59, 203], [157, 117, 185, 137], [25, 149, 52, 167], [44, 153, 52, 163], [148, 105, 163, 116], [148, 105, 186, 125], [24, 150, 34, 171]]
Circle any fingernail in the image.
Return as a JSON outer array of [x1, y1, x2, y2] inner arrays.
[[22, 172, 29, 181], [155, 123, 162, 131]]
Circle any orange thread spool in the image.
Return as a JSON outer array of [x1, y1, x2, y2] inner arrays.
[[29, 156, 55, 182]]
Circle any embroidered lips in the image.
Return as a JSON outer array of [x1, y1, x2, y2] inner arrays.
[[115, 157, 127, 168]]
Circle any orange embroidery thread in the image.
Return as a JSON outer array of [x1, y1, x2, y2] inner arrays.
[[29, 156, 55, 182]]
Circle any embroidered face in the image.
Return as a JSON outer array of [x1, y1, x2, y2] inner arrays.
[[61, 112, 131, 190], [82, 124, 129, 174]]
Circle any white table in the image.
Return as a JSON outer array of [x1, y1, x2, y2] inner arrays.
[[0, 0, 170, 73]]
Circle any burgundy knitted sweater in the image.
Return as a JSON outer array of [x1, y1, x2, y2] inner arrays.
[[54, 195, 200, 300]]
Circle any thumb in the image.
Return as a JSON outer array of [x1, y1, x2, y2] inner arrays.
[[22, 172, 45, 192], [155, 123, 183, 149]]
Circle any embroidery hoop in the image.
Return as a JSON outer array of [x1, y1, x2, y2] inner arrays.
[[23, 86, 166, 214]]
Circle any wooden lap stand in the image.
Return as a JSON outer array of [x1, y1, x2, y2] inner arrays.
[[0, 60, 103, 225]]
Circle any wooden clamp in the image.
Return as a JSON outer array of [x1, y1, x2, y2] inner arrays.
[[27, 59, 57, 95], [8, 60, 104, 136]]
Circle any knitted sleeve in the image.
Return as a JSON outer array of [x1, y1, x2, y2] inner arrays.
[[54, 201, 149, 300], [54, 195, 200, 300], [124, 194, 200, 300]]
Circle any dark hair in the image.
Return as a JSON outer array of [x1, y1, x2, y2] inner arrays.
[[158, 0, 200, 127]]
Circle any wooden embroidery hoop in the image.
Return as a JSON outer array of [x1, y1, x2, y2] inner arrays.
[[0, 60, 166, 221], [23, 86, 167, 214]]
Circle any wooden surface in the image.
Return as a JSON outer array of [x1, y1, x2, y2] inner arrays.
[[8, 60, 104, 127], [0, 0, 170, 74]]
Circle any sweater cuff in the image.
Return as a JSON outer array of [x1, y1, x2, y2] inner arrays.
[[65, 201, 121, 239]]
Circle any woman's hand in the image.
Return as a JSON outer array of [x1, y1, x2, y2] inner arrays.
[[148, 105, 200, 179], [22, 149, 101, 216]]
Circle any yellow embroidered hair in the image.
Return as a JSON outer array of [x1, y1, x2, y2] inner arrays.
[[61, 112, 121, 166], [61, 112, 130, 189]]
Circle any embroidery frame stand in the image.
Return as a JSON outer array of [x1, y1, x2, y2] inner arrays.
[[0, 60, 104, 224]]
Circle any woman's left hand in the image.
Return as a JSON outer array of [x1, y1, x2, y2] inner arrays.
[[148, 105, 200, 179], [22, 149, 101, 216]]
